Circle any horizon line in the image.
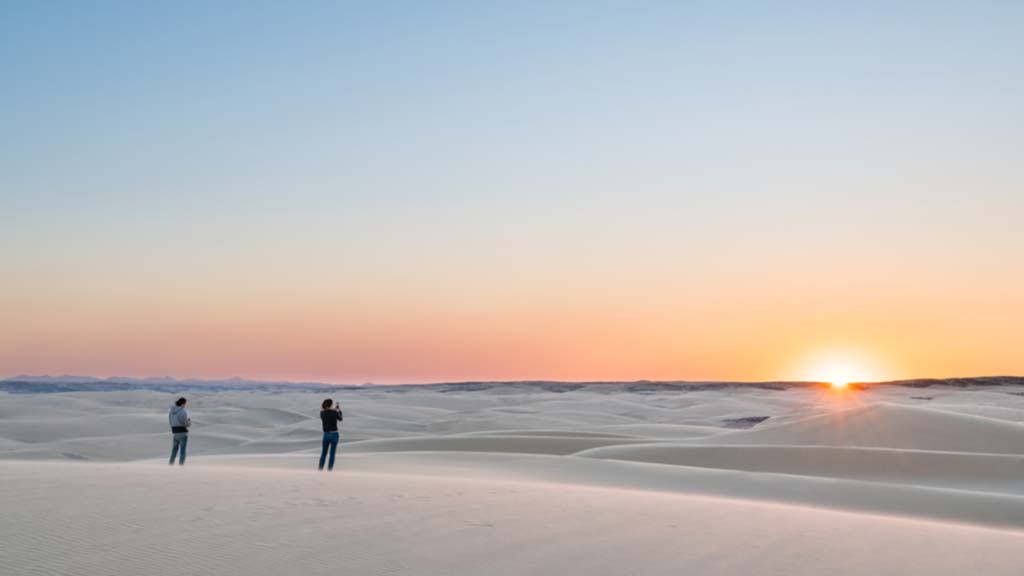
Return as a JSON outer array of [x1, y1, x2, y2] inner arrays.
[[4, 373, 1023, 388]]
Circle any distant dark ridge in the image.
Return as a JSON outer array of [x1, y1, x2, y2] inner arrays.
[[0, 378, 810, 395], [876, 376, 1024, 388], [0, 379, 358, 395], [1, 376, 1022, 394], [395, 380, 812, 393]]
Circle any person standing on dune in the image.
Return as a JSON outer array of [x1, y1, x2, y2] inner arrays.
[[318, 398, 343, 471], [168, 397, 191, 466]]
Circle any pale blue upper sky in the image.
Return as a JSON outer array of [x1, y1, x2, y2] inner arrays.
[[2, 1, 1022, 382]]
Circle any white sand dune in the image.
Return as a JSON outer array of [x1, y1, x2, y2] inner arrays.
[[3, 384, 1024, 574], [341, 435, 650, 455], [215, 449, 1024, 530], [695, 402, 1024, 454], [580, 422, 726, 438], [577, 444, 1024, 494], [4, 460, 1024, 576], [460, 428, 643, 438]]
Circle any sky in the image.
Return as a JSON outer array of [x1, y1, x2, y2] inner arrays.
[[1, 1, 1022, 384]]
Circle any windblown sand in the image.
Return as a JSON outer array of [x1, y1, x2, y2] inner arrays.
[[3, 384, 1024, 575]]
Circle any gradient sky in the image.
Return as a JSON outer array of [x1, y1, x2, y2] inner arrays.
[[2, 1, 1022, 383]]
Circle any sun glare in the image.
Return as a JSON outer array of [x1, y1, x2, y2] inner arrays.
[[817, 366, 870, 391], [817, 367, 867, 390], [796, 350, 881, 392]]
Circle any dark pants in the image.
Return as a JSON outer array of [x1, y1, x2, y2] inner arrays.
[[170, 433, 188, 465], [319, 431, 340, 470]]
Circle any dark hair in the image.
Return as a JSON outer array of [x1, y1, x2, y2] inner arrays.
[[175, 397, 187, 407], [321, 398, 333, 410]]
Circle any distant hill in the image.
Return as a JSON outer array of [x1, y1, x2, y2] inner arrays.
[[1, 375, 1022, 394], [0, 375, 349, 394]]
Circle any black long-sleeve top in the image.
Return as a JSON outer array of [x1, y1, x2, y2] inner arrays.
[[320, 409, 343, 432]]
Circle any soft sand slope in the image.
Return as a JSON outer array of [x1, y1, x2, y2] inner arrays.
[[3, 460, 1024, 576], [3, 384, 1024, 574]]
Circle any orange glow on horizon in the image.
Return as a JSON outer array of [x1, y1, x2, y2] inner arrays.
[[794, 348, 881, 390]]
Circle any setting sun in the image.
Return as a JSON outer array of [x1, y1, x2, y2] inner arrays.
[[815, 366, 871, 389], [794, 349, 882, 390], [818, 368, 864, 389], [816, 366, 870, 390]]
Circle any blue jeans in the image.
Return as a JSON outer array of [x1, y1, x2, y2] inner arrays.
[[170, 433, 188, 465], [319, 431, 339, 470]]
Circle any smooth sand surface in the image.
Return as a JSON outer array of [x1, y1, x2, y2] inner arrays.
[[3, 384, 1024, 574]]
